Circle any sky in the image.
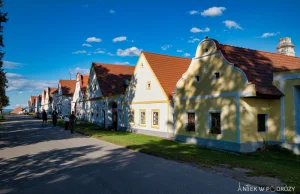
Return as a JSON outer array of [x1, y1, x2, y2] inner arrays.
[[2, 0, 300, 109]]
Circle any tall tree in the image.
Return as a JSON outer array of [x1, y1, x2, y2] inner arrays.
[[0, 0, 9, 113]]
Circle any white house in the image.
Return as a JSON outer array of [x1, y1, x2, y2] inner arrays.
[[35, 95, 42, 113], [122, 52, 191, 138], [85, 63, 134, 129], [40, 88, 57, 113], [72, 73, 89, 120], [57, 80, 76, 116], [29, 96, 36, 112]]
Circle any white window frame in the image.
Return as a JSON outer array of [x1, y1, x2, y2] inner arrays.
[[207, 110, 222, 134]]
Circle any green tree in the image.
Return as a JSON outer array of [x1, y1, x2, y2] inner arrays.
[[0, 0, 9, 113]]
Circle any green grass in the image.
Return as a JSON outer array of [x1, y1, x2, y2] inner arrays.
[[51, 119, 300, 191]]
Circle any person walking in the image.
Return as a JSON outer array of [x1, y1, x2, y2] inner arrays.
[[52, 109, 58, 127], [64, 115, 69, 130], [69, 111, 76, 134], [42, 109, 47, 127]]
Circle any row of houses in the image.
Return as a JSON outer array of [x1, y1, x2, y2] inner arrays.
[[27, 37, 300, 154]]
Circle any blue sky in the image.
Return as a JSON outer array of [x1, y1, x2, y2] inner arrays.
[[3, 0, 300, 109]]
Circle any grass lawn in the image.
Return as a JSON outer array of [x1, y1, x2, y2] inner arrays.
[[51, 119, 300, 191]]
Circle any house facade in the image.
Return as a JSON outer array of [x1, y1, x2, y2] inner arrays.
[[72, 73, 89, 120], [85, 63, 134, 129], [28, 96, 36, 112], [122, 52, 190, 138], [173, 37, 300, 154], [35, 95, 42, 113], [57, 80, 76, 116]]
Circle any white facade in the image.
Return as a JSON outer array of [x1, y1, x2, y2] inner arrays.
[[122, 54, 174, 138], [277, 37, 295, 56], [72, 73, 88, 120], [35, 96, 42, 113], [57, 84, 72, 116]]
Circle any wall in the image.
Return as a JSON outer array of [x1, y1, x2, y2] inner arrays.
[[240, 98, 280, 143], [174, 39, 254, 143]]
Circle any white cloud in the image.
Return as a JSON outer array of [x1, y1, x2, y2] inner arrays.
[[69, 67, 90, 75], [114, 62, 130, 65], [177, 50, 183, 52], [188, 38, 200, 43], [161, 44, 172, 50], [223, 20, 243, 30], [3, 61, 23, 69], [16, 104, 20, 107], [94, 50, 105, 54], [117, 47, 142, 57], [188, 10, 199, 15], [190, 27, 210, 33], [82, 43, 92, 47], [87, 53, 92, 56], [6, 73, 57, 92], [72, 50, 87, 54], [113, 36, 127, 42], [109, 10, 116, 14], [18, 91, 23, 94], [184, 53, 191, 57], [260, 32, 280, 38], [201, 7, 226, 17], [107, 52, 115, 56], [86, 37, 102, 43]]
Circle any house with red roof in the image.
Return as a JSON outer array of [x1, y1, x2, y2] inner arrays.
[[122, 52, 191, 138], [29, 96, 37, 112], [173, 37, 300, 154], [85, 63, 134, 128], [10, 107, 24, 114], [35, 95, 42, 113], [57, 80, 76, 116], [72, 73, 89, 120], [40, 88, 57, 113]]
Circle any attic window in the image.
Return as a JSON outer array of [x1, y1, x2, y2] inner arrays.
[[140, 63, 144, 68], [195, 75, 200, 82], [214, 72, 220, 79], [205, 48, 209, 52], [146, 81, 151, 90]]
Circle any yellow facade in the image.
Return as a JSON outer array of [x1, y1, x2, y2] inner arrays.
[[240, 98, 281, 143]]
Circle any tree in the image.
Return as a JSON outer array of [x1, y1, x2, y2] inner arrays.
[[0, 0, 9, 113]]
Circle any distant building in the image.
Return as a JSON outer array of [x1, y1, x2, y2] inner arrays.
[[57, 80, 76, 116], [72, 73, 89, 120]]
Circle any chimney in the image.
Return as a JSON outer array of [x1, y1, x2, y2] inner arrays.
[[276, 37, 295, 56]]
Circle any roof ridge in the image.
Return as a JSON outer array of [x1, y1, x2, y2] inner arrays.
[[220, 44, 300, 59], [142, 51, 192, 60], [93, 62, 134, 67]]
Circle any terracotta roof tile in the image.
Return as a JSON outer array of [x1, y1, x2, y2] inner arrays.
[[49, 88, 57, 97], [11, 107, 23, 114], [142, 52, 191, 99], [81, 75, 89, 96], [59, 80, 76, 95], [212, 40, 300, 96], [92, 63, 135, 97]]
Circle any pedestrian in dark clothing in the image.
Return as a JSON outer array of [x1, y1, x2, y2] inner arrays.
[[42, 109, 47, 126], [64, 115, 69, 130], [69, 111, 76, 134], [52, 110, 58, 127]]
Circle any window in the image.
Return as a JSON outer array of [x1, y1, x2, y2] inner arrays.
[[195, 75, 200, 82], [139, 109, 146, 126], [210, 113, 221, 134], [94, 84, 97, 91], [140, 63, 144, 68], [214, 72, 220, 79], [146, 81, 151, 90], [205, 48, 209, 52], [128, 110, 135, 124], [151, 109, 160, 128], [258, 114, 267, 132], [186, 112, 195, 131]]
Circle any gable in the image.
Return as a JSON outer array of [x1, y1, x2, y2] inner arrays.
[[124, 54, 168, 103], [176, 39, 255, 98], [86, 67, 102, 100]]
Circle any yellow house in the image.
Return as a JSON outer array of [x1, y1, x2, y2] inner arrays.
[[174, 37, 300, 154]]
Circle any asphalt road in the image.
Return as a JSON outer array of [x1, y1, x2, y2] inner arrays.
[[0, 115, 265, 194]]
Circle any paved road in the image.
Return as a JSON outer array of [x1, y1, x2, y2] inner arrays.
[[0, 115, 262, 194]]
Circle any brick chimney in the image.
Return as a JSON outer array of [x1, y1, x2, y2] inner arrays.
[[276, 37, 295, 56]]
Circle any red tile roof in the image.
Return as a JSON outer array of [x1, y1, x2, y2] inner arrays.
[[59, 80, 76, 95], [49, 88, 57, 97], [212, 40, 300, 96], [92, 63, 135, 97], [81, 75, 89, 96], [143, 52, 191, 99], [11, 107, 23, 114]]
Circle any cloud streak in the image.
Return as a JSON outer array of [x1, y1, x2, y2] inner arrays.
[[223, 20, 243, 30], [3, 61, 23, 69], [113, 36, 127, 42], [86, 37, 102, 42], [190, 27, 210, 33], [117, 47, 142, 57]]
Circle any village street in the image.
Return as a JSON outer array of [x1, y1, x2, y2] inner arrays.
[[0, 115, 267, 194]]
